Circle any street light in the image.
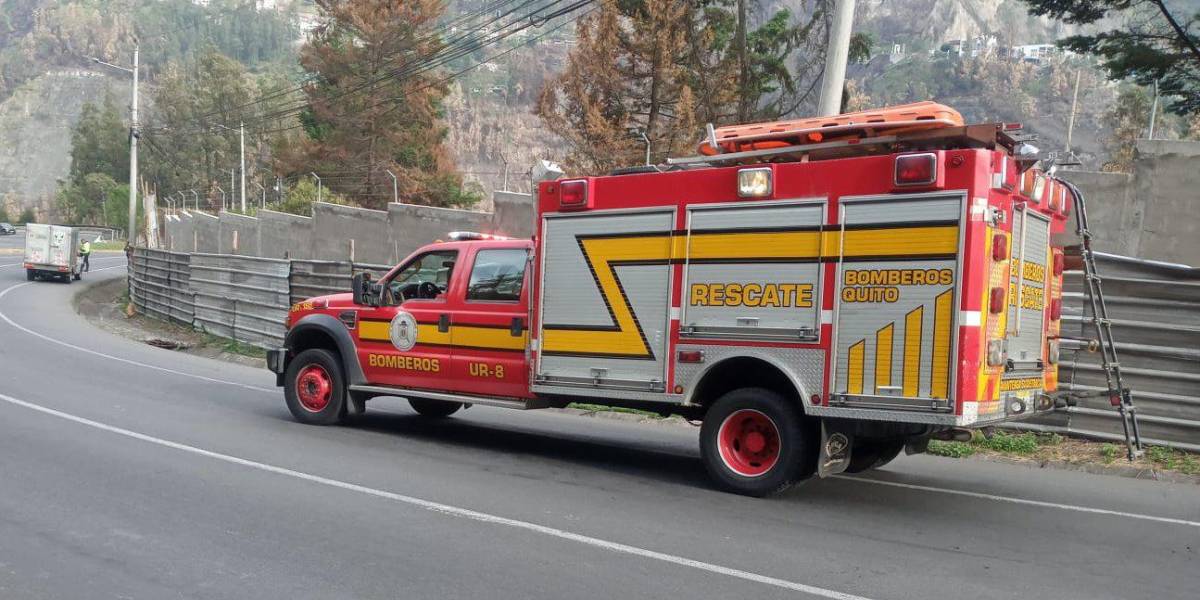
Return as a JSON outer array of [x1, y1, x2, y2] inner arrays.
[[385, 169, 398, 204], [91, 43, 138, 243], [216, 186, 226, 211], [189, 189, 199, 211], [311, 172, 322, 204]]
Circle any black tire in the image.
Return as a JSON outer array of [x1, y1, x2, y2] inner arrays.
[[63, 273, 72, 284], [699, 388, 816, 497], [844, 441, 905, 474], [408, 398, 463, 418], [284, 348, 347, 425], [25, 269, 35, 281]]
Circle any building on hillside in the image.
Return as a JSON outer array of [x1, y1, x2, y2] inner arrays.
[[940, 35, 997, 58], [1010, 44, 1058, 64]]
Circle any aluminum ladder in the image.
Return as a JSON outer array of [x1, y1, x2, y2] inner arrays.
[[1061, 180, 1144, 460]]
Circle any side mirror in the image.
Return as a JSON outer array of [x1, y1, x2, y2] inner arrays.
[[351, 272, 373, 306]]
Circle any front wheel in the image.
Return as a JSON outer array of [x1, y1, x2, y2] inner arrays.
[[700, 388, 816, 497], [408, 398, 462, 418], [284, 349, 347, 425]]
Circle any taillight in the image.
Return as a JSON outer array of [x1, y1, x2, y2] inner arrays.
[[894, 153, 937, 186], [1049, 298, 1062, 321], [559, 179, 589, 210], [737, 167, 772, 198], [989, 286, 1006, 314], [992, 233, 1007, 261], [1052, 251, 1064, 276], [987, 340, 1004, 366]]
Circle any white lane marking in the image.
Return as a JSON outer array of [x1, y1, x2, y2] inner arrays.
[[833, 475, 1200, 528], [0, 392, 874, 600], [0, 266, 276, 394]]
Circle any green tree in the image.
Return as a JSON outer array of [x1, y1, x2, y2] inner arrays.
[[0, 206, 9, 223], [68, 94, 129, 184], [284, 0, 476, 209], [1101, 86, 1152, 173], [268, 179, 347, 216], [18, 207, 35, 224], [56, 173, 124, 225], [1022, 0, 1200, 115]]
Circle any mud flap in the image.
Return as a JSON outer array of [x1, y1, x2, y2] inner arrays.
[[817, 421, 853, 478]]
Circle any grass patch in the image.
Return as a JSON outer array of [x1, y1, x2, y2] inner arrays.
[[1145, 446, 1200, 475], [568, 402, 662, 419], [928, 440, 976, 458], [975, 431, 1040, 454], [1099, 443, 1121, 464], [202, 334, 267, 359]]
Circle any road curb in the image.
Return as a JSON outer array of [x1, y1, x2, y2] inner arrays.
[[965, 452, 1200, 484]]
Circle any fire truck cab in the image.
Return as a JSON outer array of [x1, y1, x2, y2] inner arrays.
[[269, 102, 1073, 496]]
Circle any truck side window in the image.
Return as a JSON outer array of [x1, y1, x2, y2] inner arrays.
[[466, 249, 527, 302], [385, 250, 458, 304]]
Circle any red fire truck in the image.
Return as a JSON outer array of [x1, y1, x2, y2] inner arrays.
[[268, 102, 1077, 496]]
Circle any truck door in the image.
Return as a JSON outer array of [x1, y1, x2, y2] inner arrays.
[[447, 245, 531, 398], [355, 249, 460, 391], [832, 193, 964, 411], [1000, 203, 1051, 401], [535, 209, 674, 393]]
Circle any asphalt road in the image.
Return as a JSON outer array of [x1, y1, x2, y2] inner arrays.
[[0, 259, 1196, 600], [0, 229, 22, 250]]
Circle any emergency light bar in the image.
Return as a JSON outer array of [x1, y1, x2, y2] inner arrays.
[[448, 231, 510, 241]]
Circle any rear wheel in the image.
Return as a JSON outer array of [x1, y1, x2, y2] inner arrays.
[[844, 441, 905, 473], [284, 349, 347, 425], [25, 269, 34, 281], [700, 388, 815, 497], [408, 398, 462, 418]]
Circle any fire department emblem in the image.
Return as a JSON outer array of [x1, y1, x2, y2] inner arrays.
[[389, 311, 418, 351]]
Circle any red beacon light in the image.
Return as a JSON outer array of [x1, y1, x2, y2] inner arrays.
[[559, 179, 590, 210], [894, 153, 937, 186]]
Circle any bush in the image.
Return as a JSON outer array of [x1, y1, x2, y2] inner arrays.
[[977, 432, 1039, 454]]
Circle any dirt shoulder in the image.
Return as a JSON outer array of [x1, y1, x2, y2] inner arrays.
[[75, 276, 1198, 484], [75, 277, 266, 369]]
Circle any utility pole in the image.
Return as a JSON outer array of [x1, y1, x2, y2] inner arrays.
[[817, 0, 856, 117], [311, 172, 322, 203], [239, 121, 246, 213], [230, 169, 236, 212], [736, 0, 749, 121], [1065, 70, 1081, 154], [92, 43, 139, 242]]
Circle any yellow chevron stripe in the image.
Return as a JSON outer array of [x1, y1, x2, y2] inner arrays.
[[874, 323, 894, 393], [847, 340, 865, 395], [932, 289, 953, 398], [903, 306, 924, 396]]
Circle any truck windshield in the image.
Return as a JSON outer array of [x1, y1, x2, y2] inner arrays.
[[385, 250, 457, 303]]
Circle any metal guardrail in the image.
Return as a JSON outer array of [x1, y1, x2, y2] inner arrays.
[[1013, 252, 1200, 451]]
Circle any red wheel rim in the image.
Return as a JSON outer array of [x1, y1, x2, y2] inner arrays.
[[717, 409, 781, 477], [296, 365, 332, 412]]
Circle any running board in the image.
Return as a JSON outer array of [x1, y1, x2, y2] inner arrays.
[[348, 385, 546, 410]]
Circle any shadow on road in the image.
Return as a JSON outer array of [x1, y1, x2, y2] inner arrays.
[[337, 408, 712, 489]]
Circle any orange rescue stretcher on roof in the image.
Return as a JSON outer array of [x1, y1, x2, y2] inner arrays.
[[699, 101, 964, 155]]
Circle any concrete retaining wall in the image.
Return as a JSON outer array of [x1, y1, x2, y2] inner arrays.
[[258, 209, 313, 259], [1061, 139, 1200, 264], [191, 212, 219, 253], [312, 202, 391, 264], [388, 203, 490, 260], [219, 211, 260, 256], [491, 191, 535, 238]]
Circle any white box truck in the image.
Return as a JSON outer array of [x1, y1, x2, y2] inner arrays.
[[24, 224, 82, 283]]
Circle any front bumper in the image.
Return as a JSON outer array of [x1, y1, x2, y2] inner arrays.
[[266, 348, 288, 380]]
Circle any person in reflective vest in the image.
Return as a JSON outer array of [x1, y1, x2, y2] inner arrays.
[[79, 239, 91, 272]]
